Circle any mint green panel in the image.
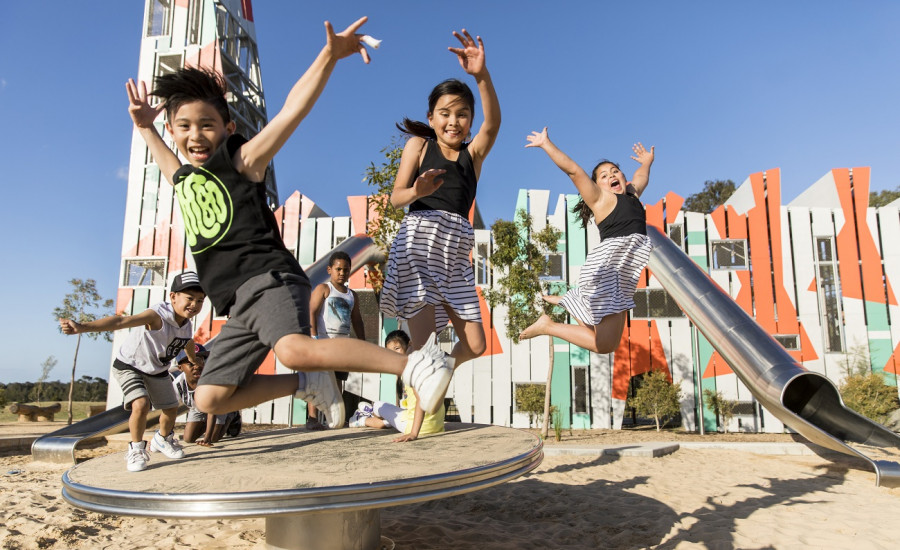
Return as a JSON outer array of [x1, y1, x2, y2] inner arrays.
[[550, 347, 571, 429], [695, 331, 718, 432], [298, 221, 316, 265], [380, 318, 400, 401], [568, 345, 589, 367], [201, 0, 218, 44], [687, 230, 709, 271], [132, 288, 150, 313], [864, 300, 894, 383], [291, 399, 307, 425], [515, 189, 528, 219], [572, 412, 590, 429]]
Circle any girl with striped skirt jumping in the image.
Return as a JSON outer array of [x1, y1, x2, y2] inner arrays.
[[380, 28, 500, 392], [519, 127, 654, 354]]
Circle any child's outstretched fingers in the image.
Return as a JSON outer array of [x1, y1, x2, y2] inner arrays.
[[324, 16, 371, 64], [525, 127, 549, 148], [126, 79, 163, 128], [412, 168, 446, 198], [448, 29, 485, 76], [630, 142, 655, 165]]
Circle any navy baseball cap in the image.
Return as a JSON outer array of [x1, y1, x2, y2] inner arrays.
[[176, 343, 209, 364], [171, 271, 203, 293]]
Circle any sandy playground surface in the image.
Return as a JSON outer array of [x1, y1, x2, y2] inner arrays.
[[2, 423, 900, 549]]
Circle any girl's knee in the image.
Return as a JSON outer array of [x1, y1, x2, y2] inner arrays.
[[468, 336, 487, 357], [194, 387, 225, 414]]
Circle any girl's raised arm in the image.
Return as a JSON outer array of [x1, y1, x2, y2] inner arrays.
[[451, 30, 500, 172], [628, 142, 655, 197], [526, 127, 606, 208]]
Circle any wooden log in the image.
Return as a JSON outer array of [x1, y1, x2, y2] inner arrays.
[[89, 405, 107, 417], [8, 402, 61, 422]]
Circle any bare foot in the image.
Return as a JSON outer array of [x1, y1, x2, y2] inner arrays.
[[541, 294, 563, 305], [519, 314, 553, 340]]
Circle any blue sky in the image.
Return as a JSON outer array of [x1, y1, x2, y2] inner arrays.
[[1, 1, 898, 384]]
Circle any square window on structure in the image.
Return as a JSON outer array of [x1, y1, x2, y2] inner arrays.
[[123, 258, 167, 287], [710, 240, 749, 270], [540, 253, 565, 281], [774, 334, 800, 351], [146, 0, 173, 37], [668, 224, 684, 249], [156, 54, 183, 78], [632, 288, 684, 319], [475, 242, 491, 286]]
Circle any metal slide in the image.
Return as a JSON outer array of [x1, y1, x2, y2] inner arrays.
[[648, 226, 900, 487], [32, 235, 383, 464]]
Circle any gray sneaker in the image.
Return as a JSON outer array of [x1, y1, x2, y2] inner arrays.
[[125, 441, 149, 472], [150, 431, 185, 459], [295, 371, 345, 429], [402, 333, 452, 414]]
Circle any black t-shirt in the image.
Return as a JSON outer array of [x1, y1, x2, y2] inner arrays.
[[596, 189, 647, 240], [173, 134, 307, 315], [408, 139, 477, 219]]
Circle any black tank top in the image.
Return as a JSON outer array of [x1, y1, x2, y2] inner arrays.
[[596, 190, 646, 239], [408, 140, 477, 219]]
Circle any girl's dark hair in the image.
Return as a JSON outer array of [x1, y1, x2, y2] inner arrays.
[[396, 79, 475, 140], [571, 159, 621, 228], [385, 329, 411, 349], [151, 67, 231, 125]]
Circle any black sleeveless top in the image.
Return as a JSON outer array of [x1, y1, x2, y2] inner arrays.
[[596, 190, 647, 239], [408, 139, 477, 219], [173, 134, 306, 315]]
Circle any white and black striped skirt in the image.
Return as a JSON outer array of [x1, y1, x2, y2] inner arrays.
[[559, 233, 652, 326], [380, 210, 482, 332]]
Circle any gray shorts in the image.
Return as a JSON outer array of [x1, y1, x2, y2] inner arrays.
[[199, 271, 311, 388], [186, 408, 235, 425], [113, 366, 179, 411]]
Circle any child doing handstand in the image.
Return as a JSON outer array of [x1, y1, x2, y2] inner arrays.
[[124, 16, 452, 429], [519, 127, 654, 353]]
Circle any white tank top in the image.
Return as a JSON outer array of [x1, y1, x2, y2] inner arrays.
[[316, 281, 354, 339], [115, 302, 194, 375]]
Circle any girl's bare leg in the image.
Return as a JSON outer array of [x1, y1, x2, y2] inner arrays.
[[443, 304, 486, 366], [519, 311, 627, 354], [195, 374, 298, 414], [406, 304, 438, 351], [541, 294, 563, 305]]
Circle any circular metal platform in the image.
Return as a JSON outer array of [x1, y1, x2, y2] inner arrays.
[[62, 423, 543, 550]]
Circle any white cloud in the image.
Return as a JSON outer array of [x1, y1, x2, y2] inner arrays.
[[116, 166, 129, 181]]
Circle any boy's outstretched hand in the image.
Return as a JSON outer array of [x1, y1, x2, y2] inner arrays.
[[631, 142, 655, 166], [449, 29, 486, 77], [59, 319, 82, 335], [324, 16, 372, 64], [126, 79, 164, 129]]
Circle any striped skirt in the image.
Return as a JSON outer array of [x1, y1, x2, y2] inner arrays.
[[559, 233, 652, 326], [380, 210, 482, 332]]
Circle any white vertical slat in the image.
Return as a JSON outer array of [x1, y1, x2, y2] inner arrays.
[[878, 207, 900, 379], [315, 218, 333, 261], [472, 357, 492, 424], [590, 352, 612, 429], [667, 320, 696, 431], [489, 303, 513, 427], [451, 362, 474, 423], [332, 216, 351, 247]]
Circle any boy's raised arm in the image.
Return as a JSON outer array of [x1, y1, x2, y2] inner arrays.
[[126, 79, 182, 185], [59, 308, 162, 335], [236, 16, 372, 182]]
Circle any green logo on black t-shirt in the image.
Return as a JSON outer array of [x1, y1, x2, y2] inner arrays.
[[175, 168, 233, 254]]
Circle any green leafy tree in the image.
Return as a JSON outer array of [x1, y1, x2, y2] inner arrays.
[[683, 179, 736, 213], [30, 356, 57, 405], [515, 384, 546, 428], [484, 209, 564, 438], [839, 344, 900, 422], [53, 279, 114, 424], [0, 385, 6, 408], [627, 369, 682, 431], [364, 140, 405, 292], [870, 186, 900, 208], [703, 388, 737, 433]]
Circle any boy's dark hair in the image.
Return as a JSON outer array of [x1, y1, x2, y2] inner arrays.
[[571, 159, 622, 228], [396, 79, 475, 141], [329, 251, 352, 267], [385, 329, 410, 349], [152, 67, 231, 125]]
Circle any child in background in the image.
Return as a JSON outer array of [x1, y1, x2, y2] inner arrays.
[[306, 251, 365, 429], [59, 272, 204, 472], [124, 16, 452, 429], [518, 127, 654, 353], [349, 330, 445, 442], [171, 343, 240, 446], [379, 29, 500, 368]]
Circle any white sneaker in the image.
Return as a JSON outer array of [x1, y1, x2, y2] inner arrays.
[[150, 431, 185, 459], [348, 411, 367, 428], [125, 441, 149, 472], [402, 333, 452, 414], [295, 371, 345, 429], [357, 402, 374, 417]]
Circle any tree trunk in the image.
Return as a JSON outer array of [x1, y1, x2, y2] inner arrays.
[[541, 335, 554, 439], [67, 334, 81, 425]]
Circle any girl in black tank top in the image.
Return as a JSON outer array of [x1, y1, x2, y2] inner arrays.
[[379, 29, 501, 415], [518, 127, 655, 356]]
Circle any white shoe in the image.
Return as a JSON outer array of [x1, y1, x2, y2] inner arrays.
[[150, 431, 185, 459], [348, 411, 367, 428], [357, 402, 374, 417], [126, 441, 149, 472], [295, 371, 345, 429], [402, 333, 452, 414]]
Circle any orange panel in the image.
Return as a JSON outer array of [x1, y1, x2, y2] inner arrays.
[[702, 350, 733, 378], [629, 320, 652, 379], [347, 195, 368, 236], [255, 351, 276, 375], [648, 321, 671, 381], [611, 331, 632, 401], [283, 193, 301, 250], [475, 287, 502, 357], [833, 169, 863, 300], [664, 192, 684, 224], [115, 288, 134, 316], [645, 199, 664, 231], [746, 172, 775, 332]]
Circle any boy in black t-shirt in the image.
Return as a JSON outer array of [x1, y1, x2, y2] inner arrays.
[[125, 16, 452, 430]]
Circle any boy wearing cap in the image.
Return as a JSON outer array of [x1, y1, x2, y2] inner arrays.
[[59, 271, 206, 472], [172, 343, 240, 446]]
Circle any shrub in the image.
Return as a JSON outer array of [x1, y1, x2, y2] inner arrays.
[[628, 369, 681, 431]]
